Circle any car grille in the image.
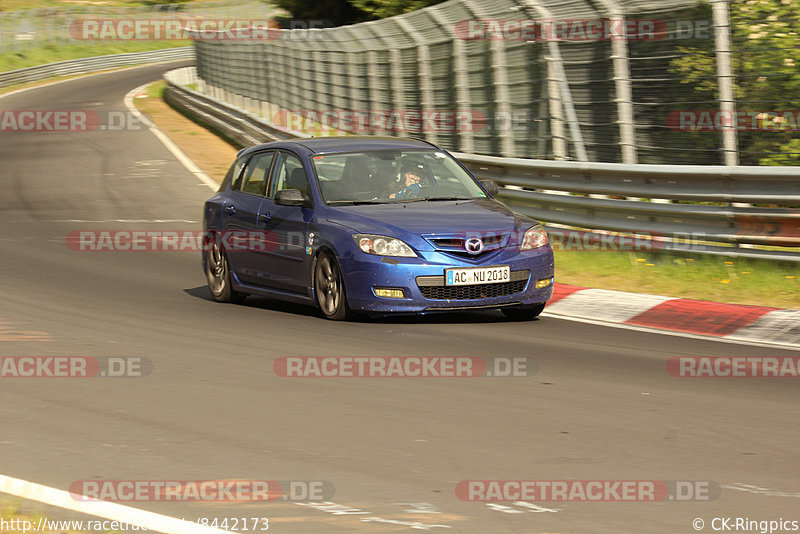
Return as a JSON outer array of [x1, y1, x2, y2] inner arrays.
[[439, 250, 495, 260], [416, 270, 529, 301], [419, 280, 527, 300], [423, 232, 509, 259]]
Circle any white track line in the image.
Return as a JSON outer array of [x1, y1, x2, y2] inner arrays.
[[541, 311, 800, 350], [0, 474, 232, 534], [124, 84, 218, 191], [3, 69, 246, 534], [0, 61, 217, 191]]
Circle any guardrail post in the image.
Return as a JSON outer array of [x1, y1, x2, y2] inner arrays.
[[310, 47, 328, 133], [536, 76, 549, 158], [523, 0, 588, 161], [546, 41, 588, 162], [427, 6, 475, 154], [343, 30, 367, 137], [364, 47, 383, 136], [387, 47, 405, 137], [258, 42, 270, 109], [711, 0, 738, 166], [595, 0, 638, 164], [546, 50, 568, 160], [272, 42, 292, 130], [462, 0, 515, 157], [348, 25, 399, 138], [394, 17, 439, 146]]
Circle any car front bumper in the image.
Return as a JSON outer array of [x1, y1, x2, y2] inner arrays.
[[340, 246, 554, 314]]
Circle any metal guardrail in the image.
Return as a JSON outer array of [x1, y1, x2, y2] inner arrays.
[[163, 67, 295, 147], [163, 66, 800, 262], [453, 154, 800, 249], [0, 47, 194, 89], [453, 157, 800, 205]]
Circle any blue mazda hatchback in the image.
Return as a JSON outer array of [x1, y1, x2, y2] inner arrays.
[[202, 137, 554, 320]]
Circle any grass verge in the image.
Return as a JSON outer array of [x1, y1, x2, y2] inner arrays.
[[0, 500, 53, 534], [1, 0, 156, 10], [0, 498, 117, 534], [555, 250, 800, 308], [134, 80, 237, 180], [0, 41, 190, 72]]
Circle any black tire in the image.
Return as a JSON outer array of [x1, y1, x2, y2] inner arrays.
[[502, 303, 545, 321], [205, 236, 246, 304], [314, 252, 351, 320]]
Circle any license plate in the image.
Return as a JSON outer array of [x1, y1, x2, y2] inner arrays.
[[445, 265, 510, 286]]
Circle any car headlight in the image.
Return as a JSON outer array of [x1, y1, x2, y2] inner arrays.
[[354, 234, 416, 257], [520, 225, 549, 250]]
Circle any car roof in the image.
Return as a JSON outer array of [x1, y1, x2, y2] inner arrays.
[[238, 136, 439, 158]]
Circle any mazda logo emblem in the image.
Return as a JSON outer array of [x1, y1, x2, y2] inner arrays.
[[465, 237, 484, 255]]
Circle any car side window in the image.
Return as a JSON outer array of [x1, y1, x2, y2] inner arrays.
[[270, 152, 309, 198], [226, 155, 248, 192], [237, 151, 275, 196]]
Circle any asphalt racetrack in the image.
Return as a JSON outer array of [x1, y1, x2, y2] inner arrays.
[[0, 62, 798, 533]]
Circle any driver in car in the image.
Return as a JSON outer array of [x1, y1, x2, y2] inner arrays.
[[389, 160, 425, 199]]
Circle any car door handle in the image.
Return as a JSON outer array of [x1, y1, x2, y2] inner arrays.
[[224, 205, 237, 215], [259, 212, 271, 223]]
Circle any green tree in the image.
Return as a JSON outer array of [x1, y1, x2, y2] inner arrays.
[[349, 0, 446, 19], [670, 0, 800, 165], [272, 0, 446, 25], [271, 0, 371, 26]]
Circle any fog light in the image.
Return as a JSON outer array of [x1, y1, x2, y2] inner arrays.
[[374, 288, 406, 298], [535, 277, 553, 289]]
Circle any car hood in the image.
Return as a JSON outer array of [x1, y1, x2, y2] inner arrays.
[[325, 199, 537, 250]]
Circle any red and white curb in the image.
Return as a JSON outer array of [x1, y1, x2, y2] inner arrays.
[[545, 283, 800, 348]]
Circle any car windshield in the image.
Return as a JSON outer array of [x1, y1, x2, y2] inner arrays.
[[311, 149, 487, 204]]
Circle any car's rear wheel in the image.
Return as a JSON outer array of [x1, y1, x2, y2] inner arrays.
[[205, 236, 245, 304], [314, 252, 350, 320], [502, 303, 545, 321]]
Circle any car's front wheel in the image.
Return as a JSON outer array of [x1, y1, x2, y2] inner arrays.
[[314, 252, 351, 320], [205, 236, 245, 304], [502, 303, 545, 321]]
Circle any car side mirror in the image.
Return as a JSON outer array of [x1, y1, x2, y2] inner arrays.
[[480, 179, 499, 197], [275, 188, 308, 207]]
